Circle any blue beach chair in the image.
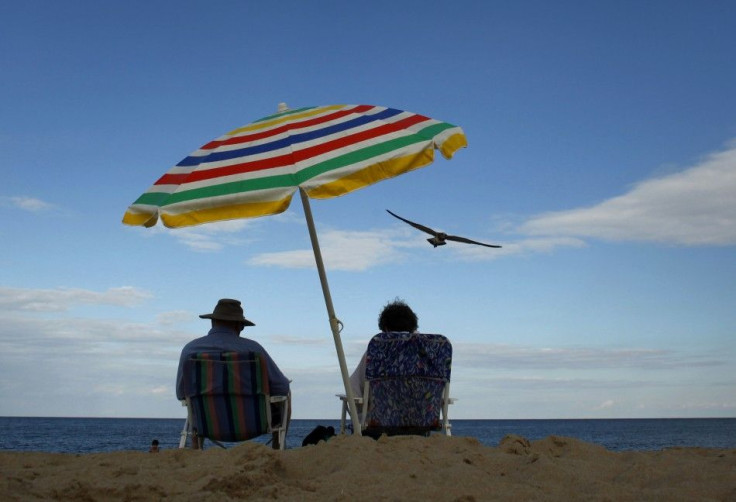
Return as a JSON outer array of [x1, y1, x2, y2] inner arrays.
[[340, 332, 454, 437], [179, 351, 289, 450]]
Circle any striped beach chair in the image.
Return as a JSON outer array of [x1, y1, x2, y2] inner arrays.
[[179, 351, 288, 449], [340, 332, 454, 437]]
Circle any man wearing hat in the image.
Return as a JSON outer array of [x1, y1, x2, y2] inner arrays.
[[175, 298, 291, 448]]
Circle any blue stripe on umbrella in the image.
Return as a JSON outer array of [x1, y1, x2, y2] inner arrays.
[[175, 107, 404, 167]]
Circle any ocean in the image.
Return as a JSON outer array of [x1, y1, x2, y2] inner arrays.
[[2, 417, 734, 454]]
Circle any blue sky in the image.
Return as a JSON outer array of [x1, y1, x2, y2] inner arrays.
[[1, 1, 734, 419]]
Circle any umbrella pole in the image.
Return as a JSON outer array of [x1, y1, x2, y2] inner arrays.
[[299, 188, 362, 436]]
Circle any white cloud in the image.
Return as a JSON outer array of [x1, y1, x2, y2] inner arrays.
[[248, 229, 412, 271], [0, 286, 153, 312], [0, 314, 190, 351], [0, 290, 732, 418], [156, 310, 192, 325], [131, 142, 736, 266], [518, 142, 736, 246], [453, 343, 727, 370], [667, 401, 736, 411], [595, 399, 616, 410], [1, 196, 55, 212], [270, 335, 328, 346], [454, 236, 586, 260], [147, 219, 254, 252], [248, 248, 314, 268]]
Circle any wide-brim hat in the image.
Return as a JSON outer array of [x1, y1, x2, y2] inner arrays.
[[199, 298, 255, 326]]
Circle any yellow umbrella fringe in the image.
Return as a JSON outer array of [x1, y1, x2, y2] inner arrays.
[[305, 148, 435, 199], [439, 132, 468, 159], [159, 196, 293, 228], [122, 211, 158, 227]]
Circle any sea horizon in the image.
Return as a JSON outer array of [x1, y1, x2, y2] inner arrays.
[[2, 416, 735, 454], [1, 415, 734, 420]]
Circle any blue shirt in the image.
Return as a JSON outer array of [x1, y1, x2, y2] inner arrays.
[[175, 327, 290, 400]]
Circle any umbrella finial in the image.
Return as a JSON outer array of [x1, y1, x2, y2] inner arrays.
[[277, 102, 289, 113]]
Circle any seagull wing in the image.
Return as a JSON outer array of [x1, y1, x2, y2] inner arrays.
[[445, 234, 502, 248], [386, 210, 438, 236]]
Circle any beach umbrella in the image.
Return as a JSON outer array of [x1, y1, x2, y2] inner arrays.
[[123, 103, 467, 434]]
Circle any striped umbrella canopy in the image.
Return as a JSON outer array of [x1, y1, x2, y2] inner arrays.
[[123, 103, 467, 434]]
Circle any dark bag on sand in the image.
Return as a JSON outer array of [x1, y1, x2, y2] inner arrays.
[[302, 425, 335, 446]]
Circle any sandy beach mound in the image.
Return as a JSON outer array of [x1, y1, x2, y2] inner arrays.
[[2, 434, 735, 501]]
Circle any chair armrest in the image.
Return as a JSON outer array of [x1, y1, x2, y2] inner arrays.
[[336, 394, 364, 404], [270, 395, 288, 403]]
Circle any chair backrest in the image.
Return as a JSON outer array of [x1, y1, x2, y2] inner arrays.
[[364, 332, 452, 433], [181, 351, 271, 442]]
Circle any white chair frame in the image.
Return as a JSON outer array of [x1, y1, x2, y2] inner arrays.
[[179, 394, 289, 450], [338, 381, 454, 436]]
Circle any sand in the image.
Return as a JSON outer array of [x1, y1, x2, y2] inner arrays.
[[2, 434, 735, 501]]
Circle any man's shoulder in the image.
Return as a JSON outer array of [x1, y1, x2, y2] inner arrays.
[[182, 334, 266, 355], [231, 337, 266, 352], [181, 335, 211, 351]]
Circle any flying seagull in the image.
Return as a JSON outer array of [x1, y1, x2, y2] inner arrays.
[[387, 209, 502, 248]]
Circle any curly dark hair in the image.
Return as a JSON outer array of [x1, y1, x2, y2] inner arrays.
[[378, 299, 418, 332]]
